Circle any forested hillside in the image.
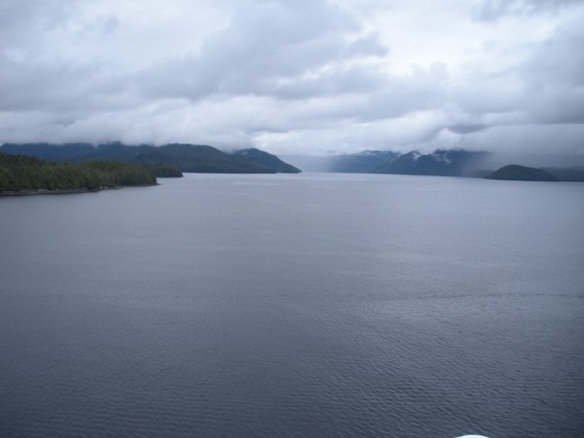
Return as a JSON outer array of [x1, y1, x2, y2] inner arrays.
[[0, 153, 157, 194], [0, 143, 300, 174]]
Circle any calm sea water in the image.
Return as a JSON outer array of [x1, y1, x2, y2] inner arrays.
[[1, 173, 583, 437]]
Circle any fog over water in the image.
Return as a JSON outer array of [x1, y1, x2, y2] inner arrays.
[[1, 174, 583, 437]]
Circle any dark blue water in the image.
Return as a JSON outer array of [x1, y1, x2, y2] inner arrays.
[[1, 173, 583, 437]]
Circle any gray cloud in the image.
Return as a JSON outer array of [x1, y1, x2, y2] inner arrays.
[[523, 19, 584, 88], [472, 0, 581, 21], [447, 124, 490, 134], [138, 0, 387, 101], [0, 0, 75, 43], [0, 0, 583, 160], [520, 18, 584, 124]]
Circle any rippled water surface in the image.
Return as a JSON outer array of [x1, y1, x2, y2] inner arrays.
[[1, 173, 583, 437]]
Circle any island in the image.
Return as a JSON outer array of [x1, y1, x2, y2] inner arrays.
[[485, 164, 557, 182]]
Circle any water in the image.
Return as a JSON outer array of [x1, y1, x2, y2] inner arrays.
[[1, 173, 583, 437]]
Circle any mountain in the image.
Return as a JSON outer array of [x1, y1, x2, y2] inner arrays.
[[125, 144, 271, 173], [0, 142, 184, 176], [379, 149, 489, 176], [281, 149, 490, 175], [328, 150, 399, 173], [0, 143, 96, 161], [232, 148, 300, 173], [0, 143, 300, 174], [486, 165, 557, 181]]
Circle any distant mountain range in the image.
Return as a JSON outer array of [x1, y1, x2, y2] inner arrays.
[[284, 149, 584, 181], [3, 143, 582, 182], [0, 143, 300, 175], [285, 149, 489, 176], [377, 149, 489, 176]]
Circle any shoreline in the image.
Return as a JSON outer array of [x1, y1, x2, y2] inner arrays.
[[0, 183, 158, 197]]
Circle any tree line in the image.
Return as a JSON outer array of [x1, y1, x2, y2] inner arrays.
[[0, 152, 157, 193]]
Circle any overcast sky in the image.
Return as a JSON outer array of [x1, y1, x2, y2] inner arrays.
[[1, 0, 583, 157]]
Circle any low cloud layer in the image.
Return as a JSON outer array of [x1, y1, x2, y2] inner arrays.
[[1, 0, 583, 159]]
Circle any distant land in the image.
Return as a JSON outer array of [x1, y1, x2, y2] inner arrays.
[[283, 149, 584, 181], [377, 149, 489, 177], [0, 152, 157, 195], [486, 165, 557, 182], [285, 149, 489, 176], [3, 143, 583, 183], [0, 143, 301, 175]]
